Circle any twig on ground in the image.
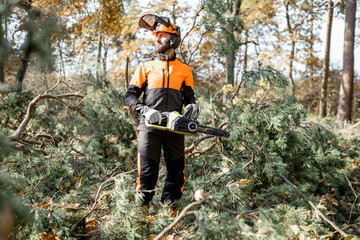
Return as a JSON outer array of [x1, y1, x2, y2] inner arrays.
[[279, 172, 349, 237], [344, 173, 359, 222], [71, 176, 116, 232], [324, 222, 360, 238], [216, 141, 234, 164], [154, 195, 211, 240]]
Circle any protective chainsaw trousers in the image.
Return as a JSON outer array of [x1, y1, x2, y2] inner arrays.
[[136, 124, 185, 205]]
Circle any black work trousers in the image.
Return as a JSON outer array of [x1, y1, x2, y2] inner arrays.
[[136, 124, 185, 205]]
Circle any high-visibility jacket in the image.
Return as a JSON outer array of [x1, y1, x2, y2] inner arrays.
[[125, 54, 195, 116]]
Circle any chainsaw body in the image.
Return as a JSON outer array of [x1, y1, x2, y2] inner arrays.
[[145, 106, 230, 138]]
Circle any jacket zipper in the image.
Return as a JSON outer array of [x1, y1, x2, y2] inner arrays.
[[166, 60, 170, 111], [162, 69, 165, 88]]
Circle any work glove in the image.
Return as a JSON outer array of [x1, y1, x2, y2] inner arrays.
[[143, 106, 162, 125], [185, 103, 198, 118]]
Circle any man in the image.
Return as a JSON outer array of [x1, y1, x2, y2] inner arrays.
[[124, 19, 197, 216]]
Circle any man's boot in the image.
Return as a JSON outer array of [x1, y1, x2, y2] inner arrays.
[[160, 202, 177, 217], [137, 203, 150, 216]]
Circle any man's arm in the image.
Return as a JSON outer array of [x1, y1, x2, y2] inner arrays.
[[182, 66, 196, 106], [125, 85, 146, 114], [124, 64, 147, 114]]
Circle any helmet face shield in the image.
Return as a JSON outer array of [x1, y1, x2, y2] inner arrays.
[[139, 14, 181, 49], [139, 14, 173, 32], [139, 14, 157, 31]]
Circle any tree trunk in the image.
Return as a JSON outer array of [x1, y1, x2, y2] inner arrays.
[[58, 40, 66, 81], [226, 21, 235, 87], [224, 0, 242, 102], [0, 7, 5, 84], [14, 6, 38, 92], [15, 36, 32, 92], [309, 0, 315, 91], [319, 0, 333, 118], [243, 30, 248, 72], [284, 0, 295, 94], [336, 0, 356, 122], [96, 20, 102, 85]]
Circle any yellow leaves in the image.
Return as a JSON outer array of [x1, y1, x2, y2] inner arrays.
[[237, 178, 251, 185], [84, 218, 100, 233], [148, 233, 183, 240], [226, 178, 251, 189], [146, 215, 155, 222], [223, 84, 234, 95], [39, 233, 61, 240]]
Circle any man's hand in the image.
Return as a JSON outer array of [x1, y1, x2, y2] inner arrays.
[[143, 107, 162, 125], [185, 104, 198, 117]]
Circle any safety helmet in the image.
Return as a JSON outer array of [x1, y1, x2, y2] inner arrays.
[[152, 23, 179, 36]]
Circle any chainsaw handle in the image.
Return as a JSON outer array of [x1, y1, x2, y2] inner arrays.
[[183, 105, 201, 120], [183, 108, 192, 119]]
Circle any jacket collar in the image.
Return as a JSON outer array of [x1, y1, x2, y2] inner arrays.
[[156, 53, 176, 61]]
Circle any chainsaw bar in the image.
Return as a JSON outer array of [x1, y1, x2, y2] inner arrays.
[[197, 125, 230, 138], [167, 114, 230, 138]]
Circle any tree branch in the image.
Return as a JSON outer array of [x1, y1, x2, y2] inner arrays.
[[154, 195, 212, 240], [9, 93, 84, 141], [71, 176, 116, 232], [185, 135, 214, 154], [279, 172, 349, 237]]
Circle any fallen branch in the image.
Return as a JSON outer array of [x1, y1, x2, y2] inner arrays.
[[186, 142, 216, 159], [7, 92, 84, 155], [9, 93, 84, 141], [32, 134, 59, 145], [71, 170, 136, 232], [185, 135, 213, 154], [71, 176, 116, 232], [154, 195, 212, 240], [344, 173, 360, 222], [324, 222, 360, 238], [279, 172, 349, 237], [216, 141, 235, 164]]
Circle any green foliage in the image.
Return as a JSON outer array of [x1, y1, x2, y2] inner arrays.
[[1, 75, 360, 239], [75, 87, 137, 166], [201, 0, 244, 56], [1, 87, 138, 239], [0, 91, 34, 134]]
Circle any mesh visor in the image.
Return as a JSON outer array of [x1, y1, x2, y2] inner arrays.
[[139, 14, 157, 31]]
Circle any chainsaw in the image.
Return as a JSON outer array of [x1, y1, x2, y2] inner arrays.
[[145, 106, 230, 138]]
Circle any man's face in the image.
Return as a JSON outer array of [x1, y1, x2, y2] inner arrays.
[[155, 32, 171, 53]]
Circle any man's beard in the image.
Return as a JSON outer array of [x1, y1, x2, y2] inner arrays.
[[156, 40, 171, 53]]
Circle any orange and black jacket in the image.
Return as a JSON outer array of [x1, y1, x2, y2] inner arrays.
[[125, 54, 195, 117]]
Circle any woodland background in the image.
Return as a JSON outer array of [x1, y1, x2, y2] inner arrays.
[[1, 0, 360, 239]]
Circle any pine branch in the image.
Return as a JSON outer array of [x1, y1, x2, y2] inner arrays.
[[71, 176, 116, 232], [344, 173, 360, 222], [278, 172, 349, 237], [71, 170, 136, 233], [154, 194, 212, 240]]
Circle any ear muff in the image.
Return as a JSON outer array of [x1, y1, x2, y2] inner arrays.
[[169, 26, 181, 49], [170, 35, 181, 49]]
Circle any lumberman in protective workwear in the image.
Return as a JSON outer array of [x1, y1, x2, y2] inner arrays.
[[124, 15, 197, 216]]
